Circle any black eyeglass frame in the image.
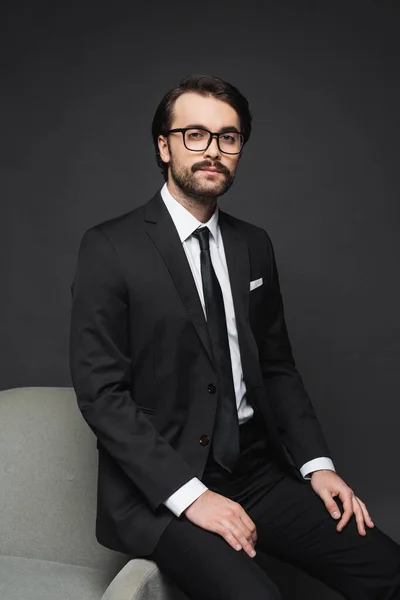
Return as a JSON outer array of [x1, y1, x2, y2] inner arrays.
[[166, 127, 245, 155]]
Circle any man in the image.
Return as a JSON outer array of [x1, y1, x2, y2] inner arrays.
[[69, 74, 400, 600]]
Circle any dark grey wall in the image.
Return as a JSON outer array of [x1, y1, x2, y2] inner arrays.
[[2, 2, 399, 595]]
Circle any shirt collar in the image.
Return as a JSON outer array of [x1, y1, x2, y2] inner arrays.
[[160, 182, 220, 247]]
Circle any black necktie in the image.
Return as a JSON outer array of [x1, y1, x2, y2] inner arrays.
[[192, 226, 240, 472]]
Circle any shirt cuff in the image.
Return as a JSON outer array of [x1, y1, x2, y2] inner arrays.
[[163, 477, 209, 517], [300, 457, 335, 480]]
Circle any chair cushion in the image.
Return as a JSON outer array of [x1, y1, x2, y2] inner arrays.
[[0, 555, 114, 600]]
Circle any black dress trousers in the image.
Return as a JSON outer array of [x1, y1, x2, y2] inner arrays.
[[149, 409, 400, 600]]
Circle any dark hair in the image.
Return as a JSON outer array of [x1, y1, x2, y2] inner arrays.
[[151, 74, 253, 181]]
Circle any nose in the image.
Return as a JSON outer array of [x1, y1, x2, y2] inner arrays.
[[203, 134, 221, 159]]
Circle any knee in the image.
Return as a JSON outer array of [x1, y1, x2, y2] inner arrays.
[[243, 580, 282, 600], [259, 574, 283, 600], [268, 583, 283, 600], [266, 588, 283, 600], [263, 586, 283, 600]]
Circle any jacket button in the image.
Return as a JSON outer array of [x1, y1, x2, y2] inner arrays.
[[199, 434, 210, 446], [207, 383, 216, 394]]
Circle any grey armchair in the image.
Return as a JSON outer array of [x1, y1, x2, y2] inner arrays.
[[1, 386, 347, 600], [0, 387, 188, 600]]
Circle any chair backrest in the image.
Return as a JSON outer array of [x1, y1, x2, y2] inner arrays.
[[0, 386, 127, 572]]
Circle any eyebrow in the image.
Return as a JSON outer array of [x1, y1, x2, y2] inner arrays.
[[183, 123, 241, 133]]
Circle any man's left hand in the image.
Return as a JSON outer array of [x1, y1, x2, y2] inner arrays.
[[310, 469, 375, 536]]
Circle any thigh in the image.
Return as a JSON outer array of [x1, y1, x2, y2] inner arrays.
[[246, 474, 400, 600], [149, 515, 282, 600]]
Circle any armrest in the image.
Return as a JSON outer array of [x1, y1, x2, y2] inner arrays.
[[101, 558, 188, 600]]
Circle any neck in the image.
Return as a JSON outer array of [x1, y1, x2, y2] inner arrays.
[[166, 180, 217, 224]]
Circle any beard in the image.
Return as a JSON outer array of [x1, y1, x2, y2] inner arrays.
[[168, 154, 236, 206]]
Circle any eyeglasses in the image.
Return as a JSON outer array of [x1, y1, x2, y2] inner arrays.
[[166, 127, 244, 155]]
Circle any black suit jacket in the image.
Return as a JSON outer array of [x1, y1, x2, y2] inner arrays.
[[69, 189, 331, 557]]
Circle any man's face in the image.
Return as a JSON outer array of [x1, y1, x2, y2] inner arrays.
[[158, 92, 242, 201]]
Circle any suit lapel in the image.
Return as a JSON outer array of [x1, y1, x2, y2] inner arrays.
[[218, 211, 250, 329], [144, 191, 214, 366], [219, 212, 262, 387]]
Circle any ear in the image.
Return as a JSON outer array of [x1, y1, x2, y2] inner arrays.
[[158, 135, 171, 165]]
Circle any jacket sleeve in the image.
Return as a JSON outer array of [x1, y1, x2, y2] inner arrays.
[[69, 226, 196, 511], [258, 229, 332, 469]]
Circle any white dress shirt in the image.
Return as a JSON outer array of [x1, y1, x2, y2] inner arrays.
[[160, 182, 335, 517]]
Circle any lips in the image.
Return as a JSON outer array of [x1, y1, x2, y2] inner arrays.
[[199, 167, 222, 173]]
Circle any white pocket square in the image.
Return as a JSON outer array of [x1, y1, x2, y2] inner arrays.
[[250, 277, 263, 291]]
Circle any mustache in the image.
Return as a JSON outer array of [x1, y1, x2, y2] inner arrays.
[[192, 161, 230, 176]]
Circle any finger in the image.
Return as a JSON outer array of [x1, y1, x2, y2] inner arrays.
[[219, 519, 255, 556], [220, 526, 248, 553], [356, 497, 374, 528], [322, 495, 342, 520], [224, 504, 254, 545], [231, 525, 257, 557], [337, 491, 354, 531], [219, 523, 256, 558], [351, 497, 366, 536], [231, 506, 256, 545], [228, 511, 255, 546], [239, 513, 258, 545]]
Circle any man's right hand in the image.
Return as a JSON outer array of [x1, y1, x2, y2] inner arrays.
[[183, 490, 258, 558]]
